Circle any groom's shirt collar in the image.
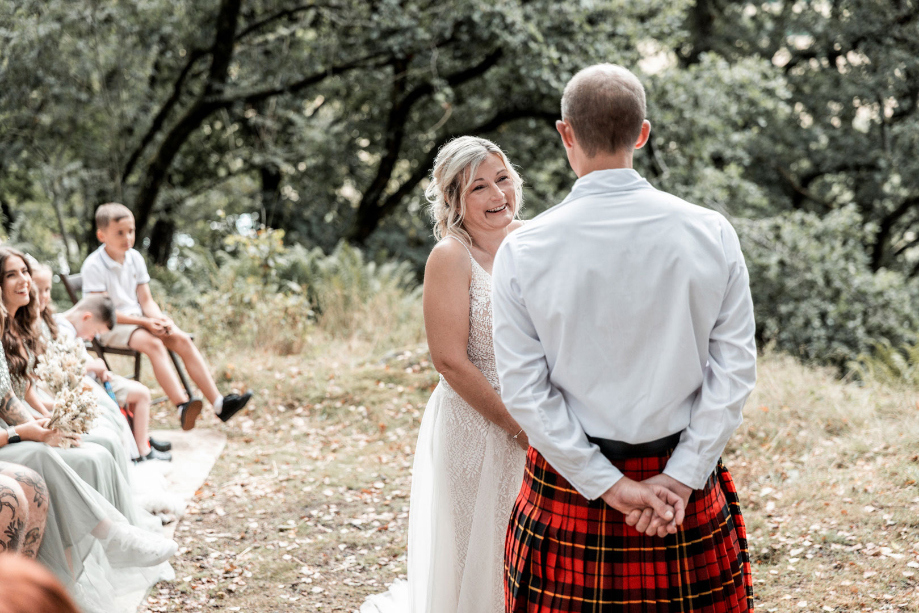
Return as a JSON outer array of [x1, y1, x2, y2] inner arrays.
[[561, 168, 652, 206]]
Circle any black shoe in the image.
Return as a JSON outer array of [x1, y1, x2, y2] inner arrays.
[[178, 398, 203, 431], [134, 448, 173, 462], [149, 436, 172, 452], [217, 392, 252, 423]]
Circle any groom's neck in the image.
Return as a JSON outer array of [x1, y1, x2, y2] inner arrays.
[[573, 149, 634, 178]]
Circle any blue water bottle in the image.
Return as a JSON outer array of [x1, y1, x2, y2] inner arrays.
[[103, 380, 118, 405]]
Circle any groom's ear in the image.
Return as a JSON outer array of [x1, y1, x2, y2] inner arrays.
[[556, 120, 576, 150], [633, 120, 652, 150]]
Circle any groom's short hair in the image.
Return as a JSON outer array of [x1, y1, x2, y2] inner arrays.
[[561, 64, 646, 157]]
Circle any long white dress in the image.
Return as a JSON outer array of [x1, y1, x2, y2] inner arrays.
[[362, 240, 526, 612]]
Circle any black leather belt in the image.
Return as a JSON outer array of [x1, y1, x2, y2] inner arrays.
[[587, 431, 682, 461]]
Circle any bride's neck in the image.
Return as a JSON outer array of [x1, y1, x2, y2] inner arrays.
[[468, 227, 511, 257]]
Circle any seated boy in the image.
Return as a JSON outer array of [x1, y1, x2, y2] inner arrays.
[[81, 202, 252, 430], [53, 294, 172, 462]]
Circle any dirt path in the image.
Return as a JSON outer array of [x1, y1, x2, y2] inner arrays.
[[137, 350, 919, 612]]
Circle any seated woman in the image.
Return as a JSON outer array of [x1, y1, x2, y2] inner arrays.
[[0, 247, 155, 528], [0, 351, 177, 612]]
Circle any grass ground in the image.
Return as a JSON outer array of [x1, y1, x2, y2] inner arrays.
[[131, 341, 919, 613]]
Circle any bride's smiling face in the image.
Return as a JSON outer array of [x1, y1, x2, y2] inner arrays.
[[462, 154, 516, 233]]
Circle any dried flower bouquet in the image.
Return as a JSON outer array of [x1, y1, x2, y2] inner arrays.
[[35, 336, 100, 447]]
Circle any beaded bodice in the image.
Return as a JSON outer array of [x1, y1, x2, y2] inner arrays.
[[442, 237, 499, 392], [465, 253, 499, 391]]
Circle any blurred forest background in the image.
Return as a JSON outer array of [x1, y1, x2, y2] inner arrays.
[[2, 0, 918, 371]]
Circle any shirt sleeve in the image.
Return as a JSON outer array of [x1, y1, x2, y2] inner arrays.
[[492, 237, 623, 501], [663, 218, 757, 489], [80, 253, 108, 294], [132, 251, 151, 285]]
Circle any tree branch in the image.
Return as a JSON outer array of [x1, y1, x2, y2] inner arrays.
[[872, 196, 919, 270], [774, 164, 832, 210], [354, 48, 506, 237], [215, 51, 391, 106], [347, 106, 558, 243], [122, 48, 208, 183], [236, 2, 332, 41]]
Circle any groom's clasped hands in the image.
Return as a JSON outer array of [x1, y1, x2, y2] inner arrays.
[[601, 473, 693, 538]]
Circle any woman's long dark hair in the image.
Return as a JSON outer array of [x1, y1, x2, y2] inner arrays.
[[0, 247, 43, 382]]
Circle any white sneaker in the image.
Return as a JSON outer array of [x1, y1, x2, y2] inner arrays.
[[102, 523, 178, 568]]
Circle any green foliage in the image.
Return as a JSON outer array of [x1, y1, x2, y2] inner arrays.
[[737, 207, 918, 369], [852, 340, 919, 388], [152, 229, 422, 355], [4, 0, 919, 371]]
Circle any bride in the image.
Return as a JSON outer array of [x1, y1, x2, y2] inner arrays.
[[362, 136, 528, 612]]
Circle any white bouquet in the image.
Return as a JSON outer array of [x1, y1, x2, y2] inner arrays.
[[35, 336, 99, 448]]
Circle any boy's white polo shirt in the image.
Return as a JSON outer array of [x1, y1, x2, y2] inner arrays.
[[80, 246, 150, 317], [52, 314, 92, 360], [53, 314, 78, 342]]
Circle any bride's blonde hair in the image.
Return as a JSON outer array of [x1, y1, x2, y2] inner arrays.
[[425, 136, 523, 247]]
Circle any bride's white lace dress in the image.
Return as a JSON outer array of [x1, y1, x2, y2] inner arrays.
[[362, 240, 526, 612]]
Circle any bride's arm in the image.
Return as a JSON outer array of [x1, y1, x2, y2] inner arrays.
[[423, 241, 527, 447]]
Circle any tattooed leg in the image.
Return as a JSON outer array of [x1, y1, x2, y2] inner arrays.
[[0, 474, 28, 553], [0, 463, 47, 558]]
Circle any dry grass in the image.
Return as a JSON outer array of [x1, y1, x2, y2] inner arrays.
[[132, 344, 919, 612]]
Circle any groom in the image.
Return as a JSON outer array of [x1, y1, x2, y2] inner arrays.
[[492, 64, 757, 612]]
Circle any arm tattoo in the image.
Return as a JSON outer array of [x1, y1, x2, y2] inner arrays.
[[0, 390, 33, 427]]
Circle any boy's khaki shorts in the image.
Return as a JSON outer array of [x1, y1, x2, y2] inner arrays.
[[108, 374, 133, 407], [100, 323, 140, 350]]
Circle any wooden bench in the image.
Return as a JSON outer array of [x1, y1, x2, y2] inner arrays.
[[59, 272, 195, 404]]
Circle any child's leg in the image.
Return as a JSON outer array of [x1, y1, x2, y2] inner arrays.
[[128, 329, 190, 406], [125, 383, 152, 456], [161, 329, 220, 406]]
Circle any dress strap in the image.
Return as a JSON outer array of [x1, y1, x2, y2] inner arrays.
[[446, 235, 474, 262]]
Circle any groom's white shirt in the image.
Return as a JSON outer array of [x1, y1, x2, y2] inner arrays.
[[492, 168, 756, 500]]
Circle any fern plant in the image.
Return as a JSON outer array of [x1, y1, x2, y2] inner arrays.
[[851, 340, 919, 387]]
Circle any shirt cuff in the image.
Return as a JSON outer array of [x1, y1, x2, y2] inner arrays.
[[662, 444, 714, 490], [564, 449, 625, 501]]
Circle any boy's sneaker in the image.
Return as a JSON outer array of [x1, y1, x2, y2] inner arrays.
[[178, 398, 203, 431], [217, 392, 253, 423], [135, 448, 172, 462], [102, 523, 177, 568], [149, 436, 172, 452]]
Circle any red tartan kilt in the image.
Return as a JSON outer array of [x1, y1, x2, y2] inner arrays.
[[505, 447, 753, 612]]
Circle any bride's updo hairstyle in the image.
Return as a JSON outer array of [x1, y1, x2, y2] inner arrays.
[[425, 136, 523, 247]]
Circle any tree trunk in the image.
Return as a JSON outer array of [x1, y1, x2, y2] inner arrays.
[[0, 201, 14, 234], [148, 216, 176, 266], [680, 0, 718, 66], [259, 164, 284, 229], [130, 0, 243, 239]]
